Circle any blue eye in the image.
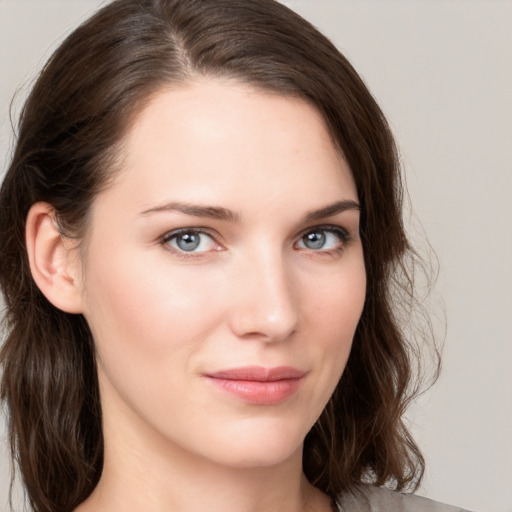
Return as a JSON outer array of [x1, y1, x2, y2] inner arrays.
[[296, 227, 348, 251], [162, 229, 218, 253]]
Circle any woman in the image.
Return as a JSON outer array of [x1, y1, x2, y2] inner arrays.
[[0, 1, 469, 511]]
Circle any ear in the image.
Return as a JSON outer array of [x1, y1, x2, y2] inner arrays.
[[25, 202, 84, 314]]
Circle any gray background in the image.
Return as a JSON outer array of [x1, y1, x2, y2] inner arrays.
[[1, 1, 511, 511]]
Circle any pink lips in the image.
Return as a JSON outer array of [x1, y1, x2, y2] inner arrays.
[[205, 366, 305, 405]]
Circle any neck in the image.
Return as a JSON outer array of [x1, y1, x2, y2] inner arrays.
[[75, 396, 332, 512], [78, 437, 329, 512]]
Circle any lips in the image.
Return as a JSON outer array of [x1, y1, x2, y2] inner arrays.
[[204, 366, 306, 405]]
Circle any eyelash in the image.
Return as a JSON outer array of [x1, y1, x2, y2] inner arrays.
[[159, 225, 351, 258], [296, 225, 351, 255], [159, 228, 221, 259]]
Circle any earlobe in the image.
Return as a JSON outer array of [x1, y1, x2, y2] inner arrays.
[[25, 202, 84, 314]]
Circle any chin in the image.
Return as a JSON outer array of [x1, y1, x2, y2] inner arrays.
[[193, 417, 308, 469], [211, 443, 302, 470]]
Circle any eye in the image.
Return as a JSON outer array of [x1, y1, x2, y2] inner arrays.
[[296, 227, 349, 252], [161, 229, 220, 253]]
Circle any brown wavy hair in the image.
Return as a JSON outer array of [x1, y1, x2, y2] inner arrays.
[[0, 1, 438, 511]]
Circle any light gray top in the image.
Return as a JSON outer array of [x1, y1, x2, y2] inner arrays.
[[336, 485, 471, 512]]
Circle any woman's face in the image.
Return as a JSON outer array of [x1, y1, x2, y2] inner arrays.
[[78, 80, 366, 468]]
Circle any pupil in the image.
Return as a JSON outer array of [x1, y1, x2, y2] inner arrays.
[[305, 231, 326, 250], [177, 233, 200, 251]]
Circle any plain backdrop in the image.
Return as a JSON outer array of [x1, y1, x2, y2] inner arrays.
[[1, 1, 511, 511]]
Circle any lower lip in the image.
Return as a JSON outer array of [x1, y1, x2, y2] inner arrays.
[[206, 377, 302, 405]]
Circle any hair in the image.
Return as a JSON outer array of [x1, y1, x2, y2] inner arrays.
[[0, 1, 438, 511]]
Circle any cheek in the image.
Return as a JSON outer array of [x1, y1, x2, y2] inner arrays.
[[80, 249, 228, 404], [299, 250, 366, 398], [83, 250, 218, 347], [80, 250, 232, 437], [305, 253, 366, 346]]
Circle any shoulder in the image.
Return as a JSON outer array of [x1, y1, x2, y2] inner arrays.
[[336, 485, 472, 512]]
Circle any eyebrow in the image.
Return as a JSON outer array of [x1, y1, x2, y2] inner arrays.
[[139, 199, 360, 223], [140, 201, 240, 222], [302, 199, 360, 223]]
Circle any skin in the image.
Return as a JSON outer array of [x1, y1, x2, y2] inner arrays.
[[32, 79, 366, 512]]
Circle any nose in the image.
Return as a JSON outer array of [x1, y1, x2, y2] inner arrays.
[[228, 249, 299, 343]]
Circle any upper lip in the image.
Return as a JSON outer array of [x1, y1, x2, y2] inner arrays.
[[205, 366, 306, 382]]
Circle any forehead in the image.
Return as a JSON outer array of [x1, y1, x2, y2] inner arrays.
[[97, 79, 357, 220]]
